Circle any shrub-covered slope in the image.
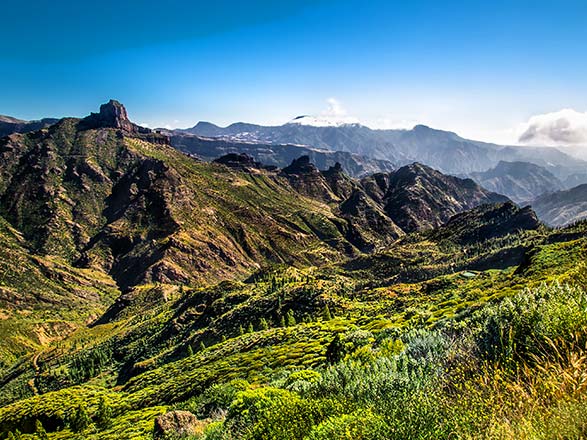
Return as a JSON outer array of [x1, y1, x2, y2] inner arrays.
[[1, 101, 585, 440]]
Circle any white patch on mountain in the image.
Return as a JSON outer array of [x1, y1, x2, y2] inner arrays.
[[288, 98, 361, 127]]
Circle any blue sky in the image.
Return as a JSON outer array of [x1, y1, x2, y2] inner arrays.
[[2, 0, 587, 144]]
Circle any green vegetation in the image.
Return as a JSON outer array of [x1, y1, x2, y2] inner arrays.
[[0, 119, 585, 439]]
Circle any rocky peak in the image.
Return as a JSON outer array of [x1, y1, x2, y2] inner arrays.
[[80, 100, 149, 134], [99, 100, 132, 130], [322, 162, 343, 176], [281, 155, 319, 175], [213, 153, 263, 170]]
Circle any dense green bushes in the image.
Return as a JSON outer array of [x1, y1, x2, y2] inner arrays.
[[189, 280, 587, 440]]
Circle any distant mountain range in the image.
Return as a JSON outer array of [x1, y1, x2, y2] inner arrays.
[[180, 119, 587, 179], [0, 115, 58, 137], [3, 106, 587, 227], [529, 184, 587, 226], [169, 133, 396, 177], [469, 161, 564, 203]]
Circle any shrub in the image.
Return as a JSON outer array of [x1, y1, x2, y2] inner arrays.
[[305, 410, 387, 440], [226, 387, 340, 440]]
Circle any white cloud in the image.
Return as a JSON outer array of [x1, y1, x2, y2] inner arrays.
[[518, 109, 587, 146], [290, 98, 360, 127], [138, 122, 150, 128], [322, 97, 347, 117]]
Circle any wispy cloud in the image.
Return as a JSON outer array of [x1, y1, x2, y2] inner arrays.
[[519, 109, 587, 146], [322, 97, 347, 117]]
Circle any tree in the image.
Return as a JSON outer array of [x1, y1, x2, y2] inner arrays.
[[238, 325, 244, 336], [279, 315, 286, 327], [322, 305, 332, 321], [326, 334, 345, 364], [286, 310, 296, 327], [186, 345, 194, 357], [247, 323, 254, 333], [259, 317, 269, 330], [199, 341, 206, 351], [70, 405, 91, 432], [95, 397, 113, 430], [35, 420, 48, 440]]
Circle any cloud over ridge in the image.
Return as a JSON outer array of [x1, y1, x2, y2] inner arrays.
[[519, 109, 587, 146]]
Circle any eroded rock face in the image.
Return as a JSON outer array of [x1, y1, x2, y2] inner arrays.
[[80, 99, 150, 134], [153, 410, 204, 439], [213, 153, 264, 170]]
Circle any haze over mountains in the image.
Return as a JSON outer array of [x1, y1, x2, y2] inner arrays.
[[181, 118, 586, 179]]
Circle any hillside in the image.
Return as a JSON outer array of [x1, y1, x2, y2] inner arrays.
[[530, 183, 587, 226], [469, 160, 564, 202], [0, 101, 585, 440]]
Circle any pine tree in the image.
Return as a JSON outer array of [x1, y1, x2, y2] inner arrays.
[[95, 397, 113, 430], [279, 315, 286, 327], [222, 335, 227, 342], [247, 323, 254, 333], [186, 345, 194, 357], [35, 419, 48, 440], [238, 325, 244, 336], [259, 317, 268, 330], [286, 310, 296, 326], [322, 305, 332, 321], [199, 341, 206, 351], [326, 334, 345, 364]]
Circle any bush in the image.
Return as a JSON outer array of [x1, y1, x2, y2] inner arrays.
[[305, 410, 387, 440], [226, 387, 341, 440], [473, 282, 587, 363]]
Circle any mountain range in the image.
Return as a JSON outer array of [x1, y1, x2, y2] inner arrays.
[[180, 119, 586, 179], [529, 183, 587, 226], [1, 101, 586, 439]]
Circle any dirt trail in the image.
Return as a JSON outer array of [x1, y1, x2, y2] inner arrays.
[[27, 350, 42, 395]]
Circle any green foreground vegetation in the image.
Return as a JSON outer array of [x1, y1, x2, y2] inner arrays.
[[1, 219, 586, 439]]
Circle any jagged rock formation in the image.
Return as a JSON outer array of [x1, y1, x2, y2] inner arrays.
[[213, 153, 266, 170], [79, 99, 148, 133], [279, 156, 340, 202], [363, 163, 510, 232]]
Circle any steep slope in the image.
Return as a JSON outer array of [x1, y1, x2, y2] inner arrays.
[[363, 163, 510, 232], [182, 120, 585, 177], [469, 161, 564, 202], [0, 102, 410, 291], [0, 214, 118, 368], [530, 183, 587, 226]]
